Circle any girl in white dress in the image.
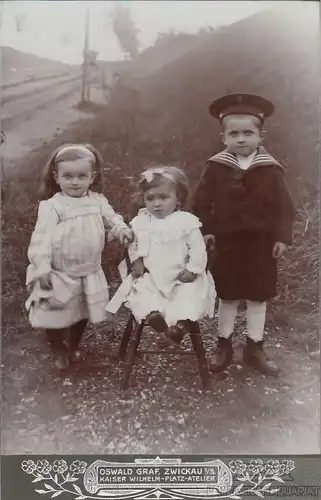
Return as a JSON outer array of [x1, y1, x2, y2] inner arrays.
[[106, 166, 216, 342], [26, 143, 133, 369]]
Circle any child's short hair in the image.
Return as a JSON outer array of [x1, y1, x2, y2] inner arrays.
[[138, 165, 190, 206], [38, 143, 103, 199], [221, 114, 264, 132]]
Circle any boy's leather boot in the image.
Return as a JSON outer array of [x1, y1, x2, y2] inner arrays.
[[243, 337, 280, 376], [209, 337, 233, 373]]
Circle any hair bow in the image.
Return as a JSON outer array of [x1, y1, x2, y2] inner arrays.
[[140, 168, 174, 183]]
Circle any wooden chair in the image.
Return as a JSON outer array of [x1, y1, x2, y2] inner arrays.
[[117, 252, 210, 390]]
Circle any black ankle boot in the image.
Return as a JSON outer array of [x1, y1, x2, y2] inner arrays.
[[146, 311, 168, 333], [209, 337, 233, 373], [243, 337, 280, 376], [166, 320, 193, 343], [166, 324, 185, 343]]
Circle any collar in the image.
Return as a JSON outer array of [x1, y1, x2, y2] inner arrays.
[[137, 208, 182, 218], [59, 190, 90, 199], [207, 146, 283, 170], [236, 151, 256, 170]]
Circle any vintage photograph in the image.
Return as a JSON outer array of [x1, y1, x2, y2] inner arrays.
[[1, 0, 320, 456]]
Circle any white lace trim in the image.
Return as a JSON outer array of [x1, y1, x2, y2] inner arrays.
[[131, 210, 202, 243]]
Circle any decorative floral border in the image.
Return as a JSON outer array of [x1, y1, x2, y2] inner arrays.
[[21, 460, 88, 499], [21, 458, 295, 500], [226, 459, 295, 499]]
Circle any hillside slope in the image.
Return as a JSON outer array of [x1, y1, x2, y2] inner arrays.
[[123, 8, 319, 202], [1, 46, 75, 84], [96, 33, 204, 86], [124, 32, 204, 79]]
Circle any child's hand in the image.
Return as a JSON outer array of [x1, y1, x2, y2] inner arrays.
[[203, 234, 215, 251], [178, 269, 198, 283], [38, 272, 53, 290], [43, 297, 65, 310], [131, 258, 145, 279], [272, 242, 288, 259], [120, 229, 134, 247]]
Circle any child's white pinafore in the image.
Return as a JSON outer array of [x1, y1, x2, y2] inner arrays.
[[26, 191, 128, 329], [106, 209, 216, 326]]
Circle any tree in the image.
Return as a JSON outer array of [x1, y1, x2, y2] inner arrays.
[[154, 29, 177, 47], [110, 3, 139, 60]]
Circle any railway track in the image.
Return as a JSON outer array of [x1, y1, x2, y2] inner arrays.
[[1, 73, 81, 130], [2, 69, 76, 91], [2, 71, 80, 105]]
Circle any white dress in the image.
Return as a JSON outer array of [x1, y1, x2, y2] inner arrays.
[[26, 190, 129, 329], [106, 209, 216, 326]]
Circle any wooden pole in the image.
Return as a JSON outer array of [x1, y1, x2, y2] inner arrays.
[[81, 7, 90, 102]]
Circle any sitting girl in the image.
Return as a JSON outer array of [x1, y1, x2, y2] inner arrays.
[[26, 143, 133, 369], [106, 166, 216, 341]]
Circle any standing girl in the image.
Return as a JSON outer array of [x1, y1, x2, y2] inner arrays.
[[106, 166, 216, 341], [26, 143, 133, 369]]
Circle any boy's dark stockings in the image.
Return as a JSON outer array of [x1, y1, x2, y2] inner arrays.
[[46, 318, 88, 358], [209, 337, 233, 373]]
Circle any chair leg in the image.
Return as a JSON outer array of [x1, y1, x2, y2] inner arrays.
[[118, 314, 134, 360], [189, 322, 210, 390], [121, 320, 145, 390]]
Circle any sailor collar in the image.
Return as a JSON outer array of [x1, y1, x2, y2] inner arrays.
[[207, 146, 283, 170]]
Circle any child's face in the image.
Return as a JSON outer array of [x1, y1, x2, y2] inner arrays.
[[54, 158, 95, 197], [143, 180, 178, 218], [221, 115, 264, 157]]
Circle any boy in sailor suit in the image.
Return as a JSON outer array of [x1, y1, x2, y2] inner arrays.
[[192, 93, 295, 376]]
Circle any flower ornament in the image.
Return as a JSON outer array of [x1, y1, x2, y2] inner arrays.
[[69, 460, 87, 475], [265, 460, 280, 475], [21, 460, 36, 474], [52, 459, 68, 474], [229, 460, 247, 475], [279, 460, 295, 475], [36, 460, 52, 475], [248, 459, 264, 475]]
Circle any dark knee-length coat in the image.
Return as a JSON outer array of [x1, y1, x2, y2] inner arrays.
[[191, 146, 295, 301]]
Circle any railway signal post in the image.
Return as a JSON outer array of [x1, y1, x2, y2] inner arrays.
[[81, 7, 90, 103]]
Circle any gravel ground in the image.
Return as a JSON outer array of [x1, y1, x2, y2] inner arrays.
[[2, 311, 320, 455]]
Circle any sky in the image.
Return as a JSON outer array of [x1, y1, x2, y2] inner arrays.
[[0, 1, 317, 64]]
